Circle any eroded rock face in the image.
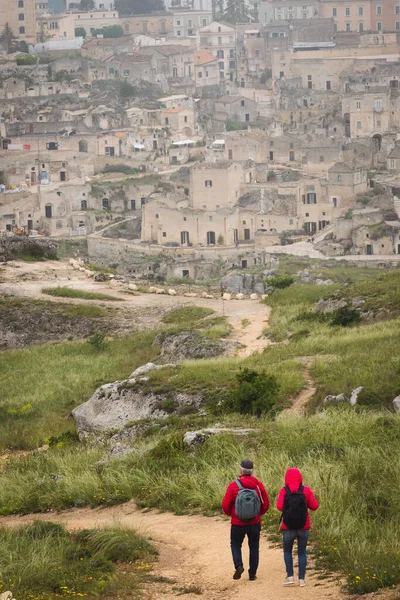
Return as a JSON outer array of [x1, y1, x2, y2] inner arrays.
[[220, 271, 265, 295], [393, 396, 400, 413], [314, 298, 347, 314], [72, 366, 203, 438], [154, 332, 237, 362]]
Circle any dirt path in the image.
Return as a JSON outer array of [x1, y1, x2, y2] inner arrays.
[[1, 502, 344, 600], [283, 358, 317, 415], [0, 260, 270, 355]]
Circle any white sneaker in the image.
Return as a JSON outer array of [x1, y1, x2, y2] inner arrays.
[[299, 579, 306, 587], [283, 576, 295, 585]]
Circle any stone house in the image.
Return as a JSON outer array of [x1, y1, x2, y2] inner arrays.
[[1, 77, 26, 99], [37, 13, 75, 40], [319, 0, 399, 33], [190, 162, 246, 210], [297, 178, 332, 235], [352, 221, 400, 255], [140, 44, 194, 89], [161, 107, 196, 138], [223, 130, 268, 162], [81, 37, 134, 62], [0, 0, 36, 45], [120, 13, 173, 36], [105, 53, 154, 83], [197, 21, 237, 86], [387, 143, 400, 171], [173, 9, 212, 38], [73, 10, 120, 37], [194, 50, 219, 89], [258, 0, 319, 24], [342, 85, 392, 140], [214, 95, 259, 124], [328, 162, 369, 209]]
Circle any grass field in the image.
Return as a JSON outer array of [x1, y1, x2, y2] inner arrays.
[[0, 521, 157, 600], [42, 287, 122, 301]]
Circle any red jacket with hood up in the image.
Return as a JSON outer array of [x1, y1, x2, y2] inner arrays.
[[276, 468, 319, 530], [222, 475, 270, 526]]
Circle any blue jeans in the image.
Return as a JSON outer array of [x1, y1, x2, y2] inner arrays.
[[283, 529, 309, 580], [230, 522, 261, 577]]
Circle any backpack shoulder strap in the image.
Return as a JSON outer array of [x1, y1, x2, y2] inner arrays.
[[285, 485, 291, 494], [299, 485, 304, 493], [235, 479, 243, 490]]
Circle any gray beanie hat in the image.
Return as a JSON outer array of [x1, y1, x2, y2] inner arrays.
[[240, 458, 254, 471]]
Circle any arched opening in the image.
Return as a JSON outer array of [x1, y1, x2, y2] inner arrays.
[[102, 198, 109, 210], [79, 140, 88, 153], [81, 200, 87, 210], [45, 204, 53, 218], [181, 231, 190, 245], [372, 133, 382, 152]]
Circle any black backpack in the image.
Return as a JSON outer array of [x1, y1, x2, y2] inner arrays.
[[281, 485, 307, 530]]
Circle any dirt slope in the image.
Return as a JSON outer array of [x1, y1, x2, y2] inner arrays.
[[2, 503, 344, 600]]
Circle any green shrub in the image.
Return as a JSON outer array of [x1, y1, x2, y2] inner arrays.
[[42, 287, 122, 301], [265, 274, 295, 289], [16, 53, 37, 65], [330, 306, 361, 327], [162, 306, 214, 324], [224, 368, 280, 417], [87, 332, 108, 352]]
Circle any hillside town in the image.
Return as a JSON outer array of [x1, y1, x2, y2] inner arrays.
[[2, 0, 400, 278]]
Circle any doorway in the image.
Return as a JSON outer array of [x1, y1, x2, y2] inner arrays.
[[207, 231, 216, 245]]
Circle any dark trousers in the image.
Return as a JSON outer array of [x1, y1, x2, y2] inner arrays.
[[230, 522, 261, 577], [282, 529, 309, 580]]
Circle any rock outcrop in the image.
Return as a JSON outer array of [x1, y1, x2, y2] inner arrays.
[[393, 396, 400, 413], [72, 363, 202, 438], [154, 332, 237, 362], [220, 271, 265, 295], [183, 427, 258, 447]]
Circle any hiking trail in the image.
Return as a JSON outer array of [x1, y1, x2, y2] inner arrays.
[[1, 502, 345, 600]]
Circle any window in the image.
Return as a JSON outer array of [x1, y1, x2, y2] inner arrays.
[[356, 100, 361, 110], [269, 151, 274, 161], [218, 36, 222, 45], [397, 21, 400, 29], [205, 180, 212, 187], [18, 0, 24, 5], [390, 159, 395, 169], [102, 198, 109, 210], [326, 80, 331, 91], [130, 200, 136, 210], [18, 13, 24, 20], [165, 118, 169, 125], [177, 30, 181, 36], [377, 120, 381, 128], [217, 49, 224, 58], [141, 197, 146, 206], [162, 232, 166, 237], [320, 156, 324, 162], [280, 71, 284, 79], [209, 216, 213, 222], [19, 26, 25, 33], [332, 7, 337, 16], [241, 100, 245, 107], [198, 72, 202, 78], [228, 149, 233, 159], [289, 151, 295, 161], [377, 21, 382, 30], [333, 23, 337, 32], [46, 142, 58, 150], [305, 213, 309, 217], [338, 175, 342, 182], [376, 5, 382, 14], [255, 49, 260, 58], [359, 21, 364, 31], [396, 5, 400, 14], [358, 6, 363, 16], [188, 19, 192, 26], [202, 19, 207, 26], [124, 69, 130, 76], [357, 121, 361, 128], [346, 22, 351, 31], [375, 99, 382, 110], [346, 6, 350, 15], [81, 200, 87, 210], [176, 20, 180, 25], [307, 193, 316, 204], [45, 205, 53, 218]]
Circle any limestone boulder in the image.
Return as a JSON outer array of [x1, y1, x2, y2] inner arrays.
[[154, 332, 236, 362], [393, 396, 400, 413]]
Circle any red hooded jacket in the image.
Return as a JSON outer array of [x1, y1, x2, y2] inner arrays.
[[222, 475, 270, 526], [276, 468, 319, 530]]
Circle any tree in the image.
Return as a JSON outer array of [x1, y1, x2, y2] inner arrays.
[[79, 0, 95, 8], [74, 26, 87, 38], [225, 369, 280, 417], [93, 25, 124, 38], [223, 0, 250, 23], [0, 23, 18, 54], [115, 0, 163, 16], [37, 21, 51, 43]]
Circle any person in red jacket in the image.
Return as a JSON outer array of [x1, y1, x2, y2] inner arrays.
[[222, 458, 269, 581], [276, 468, 319, 587]]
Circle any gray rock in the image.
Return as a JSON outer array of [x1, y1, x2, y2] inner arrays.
[[183, 427, 259, 447], [107, 443, 141, 460], [349, 386, 364, 406], [314, 298, 347, 314], [72, 380, 203, 437], [324, 393, 348, 404], [393, 396, 400, 413], [315, 279, 334, 286], [130, 362, 175, 377], [155, 332, 236, 362], [220, 271, 265, 294]]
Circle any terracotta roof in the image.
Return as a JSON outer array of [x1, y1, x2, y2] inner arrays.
[[194, 49, 217, 66], [164, 107, 185, 113]]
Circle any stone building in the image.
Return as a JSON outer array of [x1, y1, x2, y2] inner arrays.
[[258, 0, 319, 24], [194, 50, 220, 89], [0, 0, 37, 45], [197, 21, 237, 86], [214, 95, 259, 124], [172, 9, 212, 38], [120, 12, 173, 36], [319, 0, 400, 32]]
